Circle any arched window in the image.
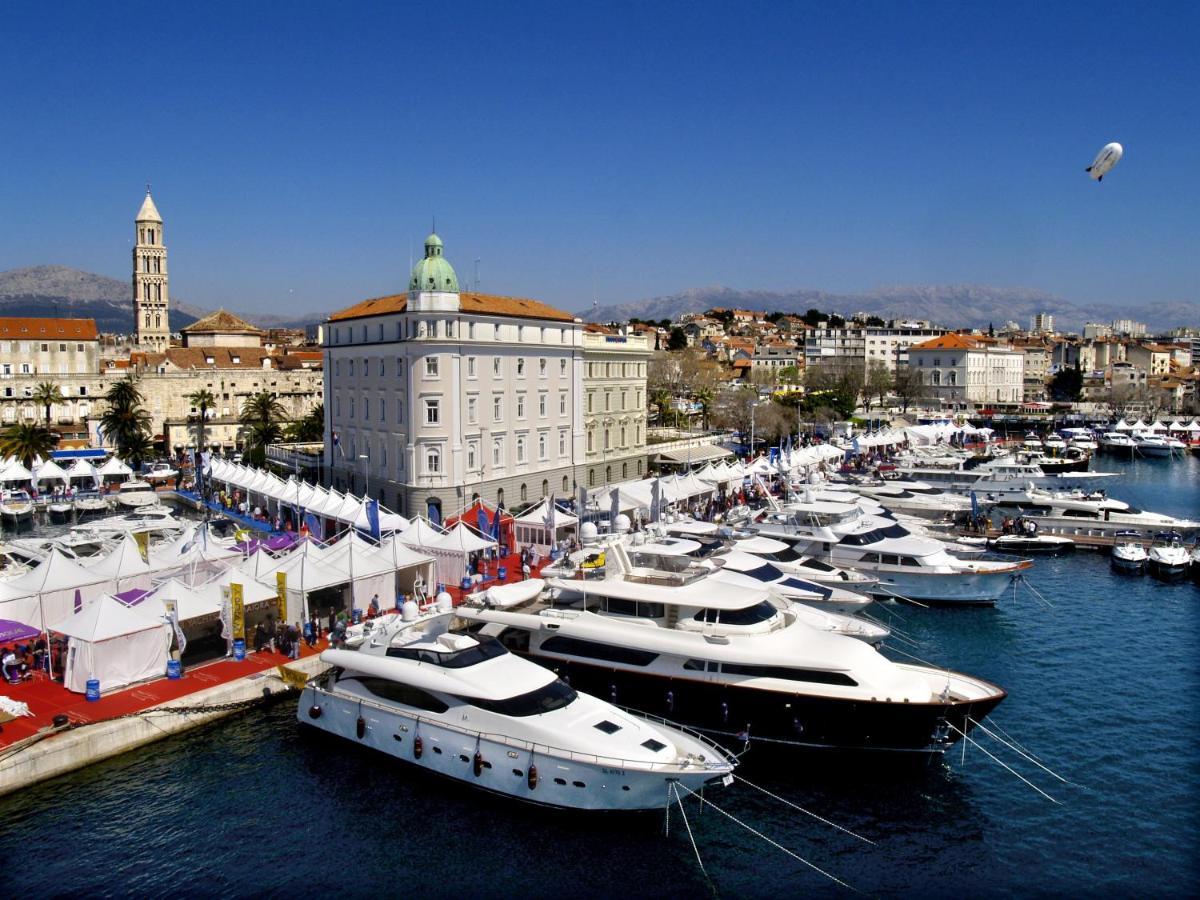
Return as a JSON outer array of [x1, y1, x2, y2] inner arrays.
[[520, 483, 527, 502], [541, 478, 549, 497], [622, 462, 627, 479], [605, 464, 612, 483], [425, 446, 441, 473], [931, 370, 942, 386], [588, 470, 595, 486], [948, 371, 957, 386], [426, 497, 442, 524], [562, 475, 569, 493], [497, 488, 504, 507]]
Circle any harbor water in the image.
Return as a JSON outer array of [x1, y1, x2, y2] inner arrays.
[[2, 456, 1198, 896]]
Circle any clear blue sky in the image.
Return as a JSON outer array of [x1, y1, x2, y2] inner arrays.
[[2, 0, 1197, 316]]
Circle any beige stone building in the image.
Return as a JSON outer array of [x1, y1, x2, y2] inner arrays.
[[581, 329, 651, 488], [0, 317, 99, 378], [133, 190, 170, 351]]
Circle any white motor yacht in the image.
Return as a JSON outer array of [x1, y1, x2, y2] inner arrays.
[[116, 480, 160, 508], [300, 604, 734, 811], [1099, 432, 1138, 453], [1020, 432, 1043, 452], [1042, 434, 1067, 454], [0, 490, 35, 521], [461, 540, 1007, 757], [1134, 434, 1172, 458], [993, 488, 1200, 537], [142, 462, 179, 483], [48, 498, 74, 519], [727, 533, 879, 590], [1110, 533, 1148, 573], [1147, 536, 1190, 581], [988, 533, 1075, 556], [753, 497, 1031, 605], [706, 549, 875, 616], [837, 479, 973, 521], [896, 457, 1118, 498], [74, 492, 111, 514]]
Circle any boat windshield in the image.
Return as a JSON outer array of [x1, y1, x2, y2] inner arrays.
[[459, 679, 577, 717], [693, 600, 779, 626], [386, 635, 508, 668], [837, 522, 910, 546], [731, 562, 784, 583]]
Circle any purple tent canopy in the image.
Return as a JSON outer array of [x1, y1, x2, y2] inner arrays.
[[115, 588, 152, 605], [0, 619, 40, 644], [234, 532, 298, 555]]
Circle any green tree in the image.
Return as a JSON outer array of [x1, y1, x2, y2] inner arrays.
[[891, 365, 926, 413], [121, 429, 156, 468], [0, 422, 57, 469], [32, 382, 64, 426], [286, 402, 325, 442], [667, 327, 688, 351], [650, 388, 673, 426], [187, 387, 217, 452], [1049, 363, 1083, 402], [239, 391, 288, 465], [865, 359, 894, 411], [99, 375, 153, 462]]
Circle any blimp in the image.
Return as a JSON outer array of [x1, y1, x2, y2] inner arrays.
[[1086, 142, 1123, 182]]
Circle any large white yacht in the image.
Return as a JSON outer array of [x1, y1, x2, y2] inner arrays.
[[836, 479, 973, 521], [727, 533, 879, 590], [299, 604, 734, 811], [752, 496, 1031, 605], [461, 542, 1006, 757], [895, 457, 1118, 498], [992, 489, 1200, 537]]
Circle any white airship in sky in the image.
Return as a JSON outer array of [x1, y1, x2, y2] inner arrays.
[[1086, 142, 1123, 182]]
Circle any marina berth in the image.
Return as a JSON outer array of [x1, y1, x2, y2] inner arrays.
[[461, 541, 1006, 756], [992, 488, 1200, 537], [301, 606, 733, 811]]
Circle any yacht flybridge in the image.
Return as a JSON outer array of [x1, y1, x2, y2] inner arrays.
[[299, 604, 733, 811], [752, 496, 1031, 605], [459, 541, 1006, 757]]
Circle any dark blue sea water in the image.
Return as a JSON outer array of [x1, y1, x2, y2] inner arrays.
[[2, 456, 1198, 897]]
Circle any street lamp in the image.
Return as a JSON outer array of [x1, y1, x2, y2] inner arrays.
[[749, 400, 762, 460], [358, 453, 369, 499]]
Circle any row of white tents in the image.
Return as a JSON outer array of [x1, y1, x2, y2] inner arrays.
[[1110, 419, 1200, 434], [0, 455, 132, 488]]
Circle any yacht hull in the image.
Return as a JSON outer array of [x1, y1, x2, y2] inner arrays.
[[531, 657, 1005, 758], [298, 684, 727, 811], [1147, 559, 1189, 581], [863, 566, 1021, 606], [1110, 554, 1146, 574]]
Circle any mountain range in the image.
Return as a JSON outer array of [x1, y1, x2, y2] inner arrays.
[[0, 266, 323, 333], [584, 284, 1199, 334]]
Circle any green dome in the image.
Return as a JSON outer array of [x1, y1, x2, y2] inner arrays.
[[409, 232, 458, 292]]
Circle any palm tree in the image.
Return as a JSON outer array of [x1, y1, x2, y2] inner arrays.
[[187, 388, 216, 452], [286, 402, 324, 443], [32, 382, 65, 426], [650, 388, 673, 427], [121, 430, 156, 469], [693, 387, 715, 431], [239, 391, 288, 465], [99, 375, 153, 461], [0, 422, 57, 469]]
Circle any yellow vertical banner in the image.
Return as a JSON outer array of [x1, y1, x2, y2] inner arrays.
[[230, 582, 245, 641], [133, 531, 150, 563], [275, 572, 288, 623]]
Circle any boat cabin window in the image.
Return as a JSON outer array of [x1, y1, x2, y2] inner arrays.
[[798, 558, 836, 572], [348, 677, 450, 712], [899, 556, 922, 566], [719, 662, 857, 686], [602, 597, 666, 619], [859, 552, 880, 563], [683, 658, 718, 672], [880, 554, 900, 566], [693, 600, 778, 626], [1061, 509, 1098, 518], [755, 545, 801, 563], [735, 562, 784, 583], [459, 680, 577, 717], [540, 635, 658, 666], [386, 635, 509, 668]]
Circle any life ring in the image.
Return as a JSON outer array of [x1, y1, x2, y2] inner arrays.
[[414, 735, 423, 759], [527, 764, 538, 790], [473, 750, 484, 777]]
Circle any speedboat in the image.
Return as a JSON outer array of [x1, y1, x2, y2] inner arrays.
[[1110, 533, 1147, 573], [142, 462, 179, 483], [1042, 434, 1067, 455], [461, 540, 1007, 757], [299, 602, 735, 811], [1147, 534, 1190, 581], [837, 479, 973, 521], [74, 492, 111, 514], [116, 480, 160, 508], [0, 490, 35, 522], [1020, 432, 1043, 452], [988, 533, 1075, 555], [48, 498, 74, 519], [1099, 432, 1138, 453], [1135, 434, 1172, 458]]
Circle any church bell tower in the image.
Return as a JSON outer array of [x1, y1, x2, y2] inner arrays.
[[133, 188, 170, 351]]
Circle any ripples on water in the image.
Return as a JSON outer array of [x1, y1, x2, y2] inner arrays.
[[1, 458, 1198, 896]]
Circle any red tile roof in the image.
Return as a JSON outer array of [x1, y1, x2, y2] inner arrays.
[[911, 333, 979, 350], [0, 317, 98, 340], [329, 291, 576, 323]]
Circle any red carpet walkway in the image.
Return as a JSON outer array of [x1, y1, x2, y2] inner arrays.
[[0, 642, 322, 751]]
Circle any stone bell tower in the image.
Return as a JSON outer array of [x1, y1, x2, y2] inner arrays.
[[133, 188, 170, 351]]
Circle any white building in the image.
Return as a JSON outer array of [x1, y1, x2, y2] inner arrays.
[[1030, 313, 1055, 334], [908, 334, 1024, 408], [582, 330, 651, 488], [325, 232, 591, 521]]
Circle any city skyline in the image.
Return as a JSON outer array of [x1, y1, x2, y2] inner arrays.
[[2, 1, 1197, 317]]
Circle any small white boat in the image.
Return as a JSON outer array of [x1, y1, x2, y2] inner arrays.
[[481, 578, 546, 608], [142, 462, 179, 482], [1148, 536, 1190, 580], [0, 490, 35, 521], [989, 533, 1075, 555], [1135, 435, 1172, 458], [74, 492, 111, 514], [1110, 535, 1147, 573], [48, 499, 74, 519]]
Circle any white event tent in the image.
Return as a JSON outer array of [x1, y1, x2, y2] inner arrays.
[[513, 498, 578, 554], [50, 595, 170, 694]]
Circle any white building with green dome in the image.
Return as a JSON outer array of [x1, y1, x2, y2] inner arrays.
[[324, 232, 650, 520]]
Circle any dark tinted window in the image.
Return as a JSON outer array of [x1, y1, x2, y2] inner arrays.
[[734, 562, 783, 582], [350, 677, 450, 712], [460, 680, 577, 717], [540, 635, 658, 666], [720, 663, 857, 686], [603, 597, 666, 619], [798, 558, 836, 572], [693, 601, 778, 626], [386, 635, 508, 668]]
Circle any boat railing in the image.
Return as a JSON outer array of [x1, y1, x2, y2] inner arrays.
[[310, 683, 730, 771]]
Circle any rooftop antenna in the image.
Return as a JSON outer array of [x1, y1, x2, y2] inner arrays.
[[146, 181, 151, 195]]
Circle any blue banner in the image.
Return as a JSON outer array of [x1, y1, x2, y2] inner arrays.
[[365, 498, 381, 541], [304, 511, 323, 540], [477, 507, 490, 535]]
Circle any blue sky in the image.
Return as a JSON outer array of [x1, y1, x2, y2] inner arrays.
[[1, 0, 1197, 316]]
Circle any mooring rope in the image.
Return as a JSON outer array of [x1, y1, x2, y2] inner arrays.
[[946, 723, 1059, 804], [733, 775, 876, 845]]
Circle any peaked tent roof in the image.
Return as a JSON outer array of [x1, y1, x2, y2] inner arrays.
[[49, 594, 162, 640], [8, 547, 106, 593], [91, 533, 152, 579], [395, 517, 448, 549], [426, 521, 497, 552], [514, 498, 578, 527]]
